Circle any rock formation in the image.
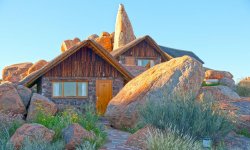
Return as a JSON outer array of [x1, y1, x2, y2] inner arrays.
[[105, 56, 204, 128], [2, 62, 33, 83], [113, 4, 136, 50], [61, 37, 81, 52], [27, 60, 48, 75], [94, 32, 113, 52], [0, 82, 26, 115], [62, 123, 95, 149], [197, 85, 240, 102], [16, 85, 32, 108], [27, 93, 57, 121], [9, 123, 55, 148]]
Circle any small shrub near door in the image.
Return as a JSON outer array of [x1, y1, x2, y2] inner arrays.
[[138, 94, 234, 141]]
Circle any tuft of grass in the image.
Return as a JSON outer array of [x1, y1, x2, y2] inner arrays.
[[146, 127, 202, 150], [236, 84, 250, 97], [237, 128, 250, 138], [138, 94, 234, 141]]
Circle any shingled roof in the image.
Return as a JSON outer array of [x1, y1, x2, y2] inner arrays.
[[19, 40, 133, 87], [111, 35, 173, 61], [159, 46, 204, 64]]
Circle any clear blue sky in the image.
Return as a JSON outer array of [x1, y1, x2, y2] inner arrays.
[[0, 0, 250, 82]]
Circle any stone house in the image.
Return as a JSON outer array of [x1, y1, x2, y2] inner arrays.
[[20, 40, 133, 114]]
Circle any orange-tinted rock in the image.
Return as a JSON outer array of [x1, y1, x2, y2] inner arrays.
[[205, 69, 233, 79], [125, 126, 155, 150], [105, 56, 204, 128], [61, 37, 81, 52], [113, 4, 136, 50], [239, 77, 250, 87], [0, 82, 26, 115], [27, 60, 48, 75], [95, 33, 113, 52], [27, 93, 57, 121], [2, 62, 33, 83], [62, 123, 95, 149], [9, 123, 54, 149]]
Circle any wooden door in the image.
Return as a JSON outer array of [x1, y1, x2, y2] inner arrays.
[[96, 80, 113, 115]]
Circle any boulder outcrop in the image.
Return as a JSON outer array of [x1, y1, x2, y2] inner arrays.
[[27, 93, 57, 120], [113, 4, 136, 50], [27, 60, 48, 75], [0, 82, 26, 115], [62, 123, 95, 149], [16, 85, 32, 108], [205, 69, 233, 80], [105, 56, 204, 128], [2, 62, 33, 83], [95, 32, 113, 52], [61, 37, 81, 52], [9, 123, 54, 148], [197, 85, 240, 102]]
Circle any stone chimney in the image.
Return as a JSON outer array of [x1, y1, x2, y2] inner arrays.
[[113, 4, 136, 50]]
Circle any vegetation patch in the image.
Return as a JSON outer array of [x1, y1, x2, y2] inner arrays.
[[236, 84, 250, 97], [138, 94, 234, 141], [202, 81, 220, 87]]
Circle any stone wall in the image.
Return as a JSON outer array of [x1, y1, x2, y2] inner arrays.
[[40, 77, 124, 108]]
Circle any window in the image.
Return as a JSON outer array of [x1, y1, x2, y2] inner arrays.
[[52, 81, 88, 98], [137, 59, 155, 67]]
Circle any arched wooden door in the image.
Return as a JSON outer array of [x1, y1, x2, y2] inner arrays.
[[96, 80, 113, 115]]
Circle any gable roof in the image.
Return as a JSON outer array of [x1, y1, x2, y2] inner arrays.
[[110, 35, 173, 61], [159, 46, 204, 64], [20, 40, 134, 87]]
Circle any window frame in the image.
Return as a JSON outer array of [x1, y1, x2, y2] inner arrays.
[[137, 58, 155, 67], [52, 81, 88, 99]]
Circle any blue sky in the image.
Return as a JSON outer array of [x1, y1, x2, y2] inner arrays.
[[0, 0, 250, 82]]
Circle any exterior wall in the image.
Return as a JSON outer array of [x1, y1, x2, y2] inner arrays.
[[118, 40, 165, 66], [40, 76, 124, 108]]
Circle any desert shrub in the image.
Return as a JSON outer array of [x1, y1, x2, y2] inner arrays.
[[236, 84, 250, 97], [237, 128, 250, 138], [202, 81, 220, 87], [32, 103, 106, 149], [76, 141, 96, 150], [147, 128, 202, 150], [138, 94, 234, 140]]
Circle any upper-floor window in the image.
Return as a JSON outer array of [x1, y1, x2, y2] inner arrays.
[[137, 59, 155, 68], [52, 81, 88, 98]]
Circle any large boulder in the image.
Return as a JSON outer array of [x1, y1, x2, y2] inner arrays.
[[27, 93, 57, 120], [16, 85, 32, 108], [62, 123, 95, 149], [95, 32, 113, 52], [2, 62, 33, 83], [27, 60, 48, 75], [113, 4, 136, 50], [197, 85, 240, 102], [9, 123, 54, 148], [205, 69, 233, 80], [61, 37, 81, 52], [0, 82, 26, 115], [125, 126, 155, 150], [219, 77, 236, 90], [105, 56, 204, 128]]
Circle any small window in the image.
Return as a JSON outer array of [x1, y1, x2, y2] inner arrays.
[[53, 82, 63, 97], [52, 81, 88, 98], [137, 59, 155, 67]]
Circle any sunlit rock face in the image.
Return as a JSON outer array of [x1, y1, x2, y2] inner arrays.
[[105, 56, 204, 129], [61, 37, 81, 52], [2, 62, 33, 83], [113, 4, 136, 50]]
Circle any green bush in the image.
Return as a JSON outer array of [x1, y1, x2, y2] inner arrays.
[[32, 104, 106, 149], [202, 81, 220, 87], [146, 128, 202, 150], [236, 85, 250, 97], [138, 94, 234, 140]]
